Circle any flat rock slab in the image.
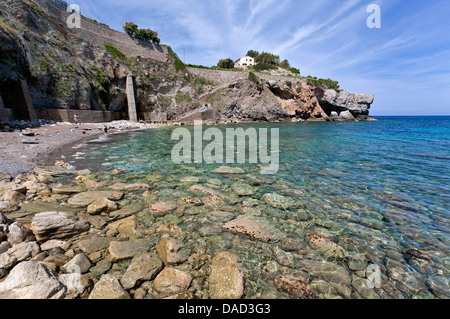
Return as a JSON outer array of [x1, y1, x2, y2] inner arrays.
[[19, 201, 80, 214], [78, 237, 113, 254], [106, 239, 153, 262], [222, 212, 285, 243], [109, 205, 143, 219], [68, 191, 124, 208], [33, 166, 77, 177], [30, 212, 90, 242], [52, 186, 85, 195]]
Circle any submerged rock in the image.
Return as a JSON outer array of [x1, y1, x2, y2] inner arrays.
[[262, 193, 295, 210], [209, 251, 244, 299], [212, 166, 245, 174], [223, 210, 285, 243], [156, 237, 189, 265], [306, 233, 347, 259], [120, 253, 163, 290], [265, 273, 319, 299], [153, 268, 193, 296], [87, 198, 117, 215]]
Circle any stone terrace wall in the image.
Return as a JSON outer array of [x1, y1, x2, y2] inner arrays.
[[187, 67, 304, 86], [34, 0, 168, 61]]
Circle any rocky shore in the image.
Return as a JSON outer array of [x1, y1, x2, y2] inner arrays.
[[1, 146, 445, 299]]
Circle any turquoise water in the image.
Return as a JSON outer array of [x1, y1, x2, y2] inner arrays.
[[70, 117, 450, 299]]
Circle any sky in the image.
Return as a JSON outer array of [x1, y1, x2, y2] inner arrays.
[[73, 0, 450, 116]]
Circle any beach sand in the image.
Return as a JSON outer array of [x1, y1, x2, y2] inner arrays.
[[0, 121, 163, 177]]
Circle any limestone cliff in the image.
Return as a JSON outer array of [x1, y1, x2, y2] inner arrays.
[[0, 0, 375, 124]]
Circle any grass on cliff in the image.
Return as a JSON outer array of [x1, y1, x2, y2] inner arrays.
[[105, 45, 126, 60]]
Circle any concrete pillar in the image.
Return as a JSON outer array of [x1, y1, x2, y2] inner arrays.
[[0, 94, 8, 124], [20, 80, 37, 122], [126, 75, 138, 122]]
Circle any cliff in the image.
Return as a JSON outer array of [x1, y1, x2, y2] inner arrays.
[[0, 0, 375, 125]]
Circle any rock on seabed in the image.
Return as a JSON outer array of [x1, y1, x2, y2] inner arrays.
[[209, 251, 244, 299]]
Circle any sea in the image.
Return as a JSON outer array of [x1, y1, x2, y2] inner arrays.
[[69, 116, 450, 299]]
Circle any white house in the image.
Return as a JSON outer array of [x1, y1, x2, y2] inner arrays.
[[234, 56, 255, 69]]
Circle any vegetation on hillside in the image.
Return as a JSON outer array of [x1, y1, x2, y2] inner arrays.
[[216, 58, 234, 69], [123, 22, 160, 45], [246, 50, 300, 75], [305, 75, 341, 91]]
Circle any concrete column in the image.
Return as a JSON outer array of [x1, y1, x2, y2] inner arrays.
[[126, 75, 138, 122], [0, 94, 8, 124], [20, 80, 37, 122]]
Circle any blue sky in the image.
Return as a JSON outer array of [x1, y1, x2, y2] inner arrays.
[[74, 0, 450, 116]]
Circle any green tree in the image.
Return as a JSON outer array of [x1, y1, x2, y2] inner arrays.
[[124, 22, 160, 44], [123, 22, 139, 37], [217, 58, 234, 69], [246, 50, 259, 58]]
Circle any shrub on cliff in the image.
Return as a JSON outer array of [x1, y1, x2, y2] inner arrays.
[[123, 22, 160, 44], [217, 58, 234, 69]]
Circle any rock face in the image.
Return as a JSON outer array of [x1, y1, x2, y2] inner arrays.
[[0, 261, 67, 299], [315, 88, 375, 119], [209, 251, 245, 299], [30, 212, 90, 242]]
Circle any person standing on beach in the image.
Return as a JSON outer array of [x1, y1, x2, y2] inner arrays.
[[74, 114, 80, 125], [103, 126, 108, 135]]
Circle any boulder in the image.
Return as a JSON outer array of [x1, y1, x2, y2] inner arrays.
[[106, 216, 140, 237], [0, 241, 41, 270], [120, 253, 163, 290], [30, 212, 90, 242], [209, 251, 244, 299], [339, 110, 355, 121], [0, 261, 67, 299], [8, 221, 32, 245], [59, 273, 92, 299], [106, 240, 152, 262], [86, 198, 117, 215], [88, 274, 130, 299], [68, 191, 123, 208], [62, 253, 92, 274], [153, 268, 193, 296]]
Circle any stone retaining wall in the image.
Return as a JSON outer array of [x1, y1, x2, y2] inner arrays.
[[187, 67, 304, 87], [34, 0, 168, 61]]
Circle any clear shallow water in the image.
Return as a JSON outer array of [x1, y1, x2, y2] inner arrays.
[[70, 117, 450, 299]]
